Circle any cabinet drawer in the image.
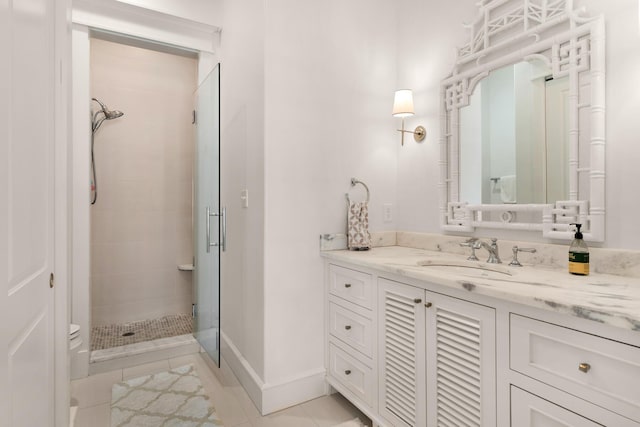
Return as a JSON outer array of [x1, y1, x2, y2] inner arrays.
[[329, 302, 373, 358], [328, 342, 374, 407], [511, 387, 601, 427], [329, 264, 373, 309], [511, 314, 640, 422]]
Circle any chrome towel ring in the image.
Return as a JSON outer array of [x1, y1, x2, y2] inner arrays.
[[345, 177, 370, 203]]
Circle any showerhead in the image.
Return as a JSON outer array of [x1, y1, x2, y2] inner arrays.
[[92, 97, 124, 120], [91, 98, 124, 133], [104, 109, 124, 120]]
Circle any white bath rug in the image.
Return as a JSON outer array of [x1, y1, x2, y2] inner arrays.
[[111, 364, 223, 427]]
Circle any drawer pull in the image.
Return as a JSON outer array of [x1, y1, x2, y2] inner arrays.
[[344, 325, 352, 330], [425, 302, 433, 308], [345, 369, 352, 375], [578, 363, 591, 373], [414, 298, 422, 304], [344, 283, 352, 288]]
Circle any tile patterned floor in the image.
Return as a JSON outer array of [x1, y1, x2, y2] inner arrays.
[[91, 314, 193, 351], [71, 354, 373, 427]]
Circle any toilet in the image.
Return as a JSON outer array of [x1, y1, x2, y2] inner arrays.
[[69, 323, 82, 352], [70, 323, 90, 379]]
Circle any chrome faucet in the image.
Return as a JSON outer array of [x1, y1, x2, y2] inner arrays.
[[479, 238, 501, 264]]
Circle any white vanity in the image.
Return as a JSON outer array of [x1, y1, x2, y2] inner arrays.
[[322, 243, 640, 427]]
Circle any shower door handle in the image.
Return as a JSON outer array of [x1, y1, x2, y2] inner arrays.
[[221, 207, 226, 252], [206, 206, 226, 253]]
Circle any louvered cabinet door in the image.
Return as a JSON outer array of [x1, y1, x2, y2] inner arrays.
[[425, 291, 496, 426], [378, 279, 427, 427]]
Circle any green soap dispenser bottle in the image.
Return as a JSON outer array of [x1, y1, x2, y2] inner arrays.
[[569, 223, 589, 276]]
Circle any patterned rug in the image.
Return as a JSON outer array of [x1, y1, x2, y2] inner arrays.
[[111, 364, 223, 427]]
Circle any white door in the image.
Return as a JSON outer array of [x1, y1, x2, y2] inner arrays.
[[0, 0, 57, 425]]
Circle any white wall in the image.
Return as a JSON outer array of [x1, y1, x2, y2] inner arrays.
[[216, 0, 266, 386], [262, 0, 398, 389], [71, 26, 92, 378], [114, 0, 222, 26], [215, 0, 398, 411], [395, 0, 477, 234], [396, 0, 640, 250]]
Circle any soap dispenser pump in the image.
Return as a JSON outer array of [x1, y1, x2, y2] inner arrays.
[[569, 223, 589, 276]]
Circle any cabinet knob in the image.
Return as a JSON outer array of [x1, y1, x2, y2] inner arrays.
[[344, 283, 352, 288], [425, 302, 433, 308], [345, 370, 351, 375], [578, 363, 591, 373], [345, 325, 352, 330], [414, 298, 422, 304]]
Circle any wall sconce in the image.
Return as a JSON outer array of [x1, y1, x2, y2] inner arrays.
[[392, 89, 426, 146]]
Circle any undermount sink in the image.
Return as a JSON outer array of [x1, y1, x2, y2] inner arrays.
[[417, 259, 513, 279]]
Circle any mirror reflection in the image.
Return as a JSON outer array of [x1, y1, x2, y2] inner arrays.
[[459, 60, 569, 205]]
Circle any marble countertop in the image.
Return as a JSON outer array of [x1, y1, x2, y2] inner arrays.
[[322, 246, 640, 332]]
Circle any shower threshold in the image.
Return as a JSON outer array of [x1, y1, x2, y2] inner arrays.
[[89, 314, 200, 374]]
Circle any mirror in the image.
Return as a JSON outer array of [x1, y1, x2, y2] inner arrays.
[[459, 60, 569, 205], [439, 0, 605, 242]]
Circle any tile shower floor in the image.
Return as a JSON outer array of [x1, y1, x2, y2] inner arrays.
[[91, 313, 193, 351]]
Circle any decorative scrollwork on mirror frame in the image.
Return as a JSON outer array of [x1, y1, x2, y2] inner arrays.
[[439, 0, 605, 242]]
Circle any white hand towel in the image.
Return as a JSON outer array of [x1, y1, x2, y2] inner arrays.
[[500, 175, 517, 204], [348, 202, 371, 250]]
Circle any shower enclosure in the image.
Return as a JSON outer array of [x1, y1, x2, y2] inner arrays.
[[80, 36, 221, 369], [193, 65, 222, 366]]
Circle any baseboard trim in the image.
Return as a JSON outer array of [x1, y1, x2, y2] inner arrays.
[[262, 367, 327, 415], [220, 332, 265, 414], [221, 332, 327, 415]]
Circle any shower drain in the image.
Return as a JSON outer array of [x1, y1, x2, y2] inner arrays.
[[122, 332, 135, 337]]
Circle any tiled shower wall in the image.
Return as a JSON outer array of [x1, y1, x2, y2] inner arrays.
[[90, 38, 197, 326]]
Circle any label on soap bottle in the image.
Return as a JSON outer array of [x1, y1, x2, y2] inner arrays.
[[569, 252, 589, 275]]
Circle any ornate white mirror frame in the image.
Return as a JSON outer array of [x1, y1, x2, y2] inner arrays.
[[439, 0, 605, 242]]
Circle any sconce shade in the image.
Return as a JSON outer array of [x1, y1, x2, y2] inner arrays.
[[392, 89, 415, 118]]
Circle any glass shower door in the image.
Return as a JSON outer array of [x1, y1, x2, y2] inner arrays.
[[193, 65, 222, 366]]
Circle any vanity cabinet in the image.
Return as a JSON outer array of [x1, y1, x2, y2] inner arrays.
[[324, 258, 640, 427], [326, 264, 497, 427], [377, 278, 496, 427]]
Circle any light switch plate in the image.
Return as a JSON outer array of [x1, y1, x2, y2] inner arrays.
[[241, 189, 249, 208], [383, 203, 393, 222]]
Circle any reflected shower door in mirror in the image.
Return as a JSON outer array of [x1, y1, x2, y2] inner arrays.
[[459, 61, 569, 206]]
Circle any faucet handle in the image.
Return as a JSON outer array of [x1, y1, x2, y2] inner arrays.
[[459, 238, 479, 261], [509, 245, 537, 267]]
